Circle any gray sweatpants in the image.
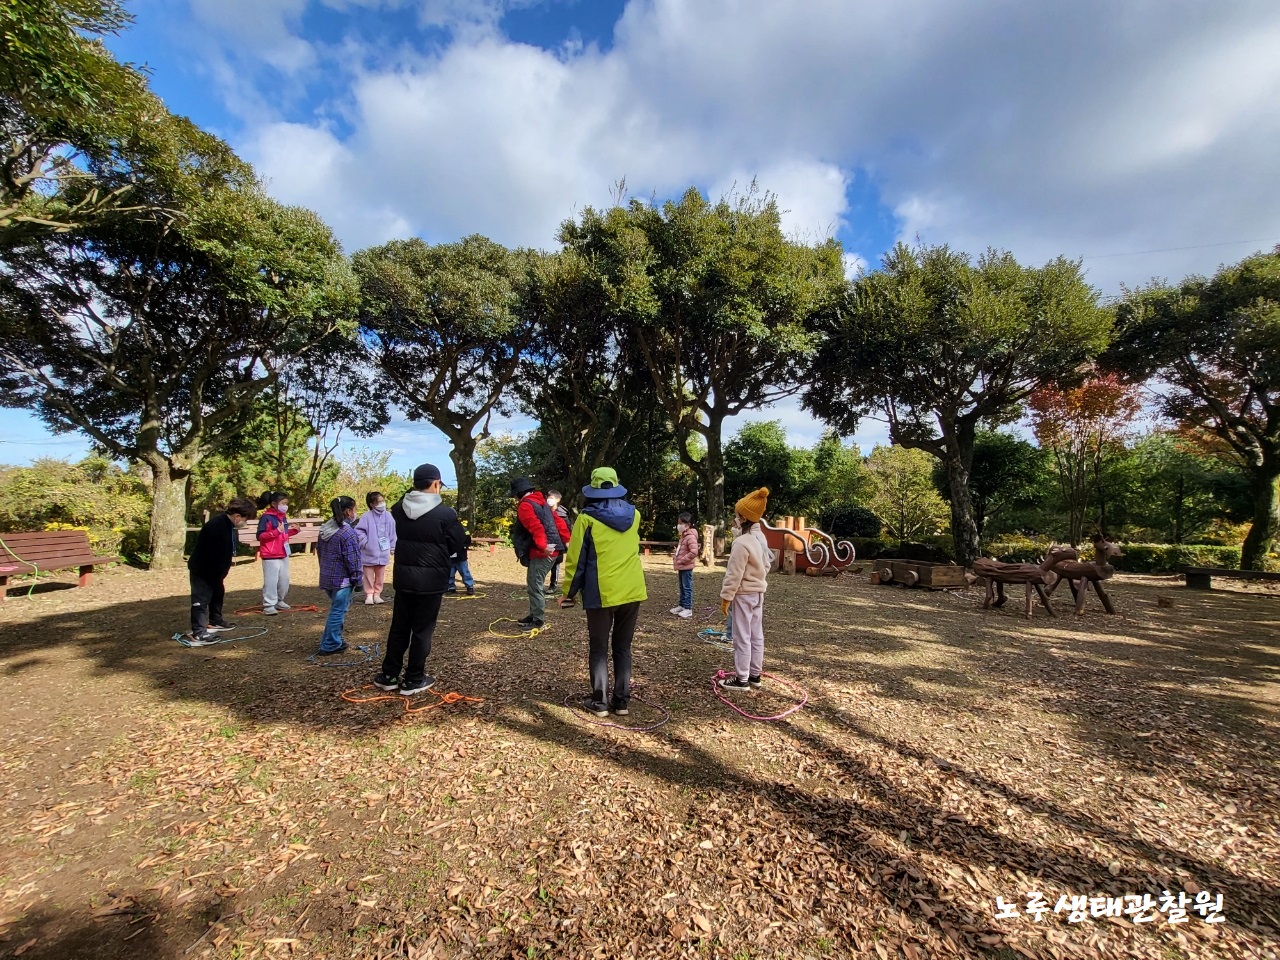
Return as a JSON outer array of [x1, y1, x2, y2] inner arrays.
[[262, 556, 291, 610], [729, 591, 765, 680]]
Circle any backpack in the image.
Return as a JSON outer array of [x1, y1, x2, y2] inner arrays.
[[512, 499, 564, 566]]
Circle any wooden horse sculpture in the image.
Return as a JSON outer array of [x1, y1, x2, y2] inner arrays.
[[971, 546, 1079, 619], [1046, 535, 1122, 615]]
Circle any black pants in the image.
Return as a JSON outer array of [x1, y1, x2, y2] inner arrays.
[[548, 556, 564, 590], [586, 601, 639, 708], [190, 573, 225, 634], [382, 591, 443, 683]]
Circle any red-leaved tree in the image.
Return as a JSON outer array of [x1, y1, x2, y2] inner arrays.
[[1029, 373, 1141, 544]]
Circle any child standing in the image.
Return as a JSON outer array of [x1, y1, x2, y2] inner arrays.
[[718, 487, 770, 694], [670, 512, 699, 618], [447, 522, 475, 595], [354, 491, 395, 604], [186, 498, 258, 644], [316, 496, 363, 655], [255, 491, 299, 615]]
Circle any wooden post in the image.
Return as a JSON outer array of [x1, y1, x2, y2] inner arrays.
[[78, 565, 93, 589], [783, 548, 797, 576], [700, 524, 716, 565]]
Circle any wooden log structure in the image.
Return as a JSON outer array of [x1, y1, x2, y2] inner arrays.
[[1044, 536, 1122, 615], [972, 546, 1079, 618]]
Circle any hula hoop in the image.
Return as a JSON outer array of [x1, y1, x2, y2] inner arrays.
[[710, 669, 808, 721], [488, 617, 550, 639], [231, 604, 322, 616], [172, 627, 270, 648], [307, 643, 380, 667], [561, 689, 670, 732], [341, 684, 484, 715]]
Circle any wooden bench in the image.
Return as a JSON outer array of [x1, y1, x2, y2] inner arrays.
[[639, 540, 677, 557], [1183, 566, 1280, 590], [236, 524, 321, 555], [0, 530, 119, 601], [473, 536, 507, 555]]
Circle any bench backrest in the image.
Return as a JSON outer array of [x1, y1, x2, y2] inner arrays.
[[237, 525, 322, 545], [0, 530, 103, 565]]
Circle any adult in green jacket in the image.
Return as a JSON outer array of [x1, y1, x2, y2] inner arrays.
[[563, 467, 647, 717]]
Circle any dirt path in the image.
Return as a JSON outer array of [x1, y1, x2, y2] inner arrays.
[[0, 553, 1277, 959]]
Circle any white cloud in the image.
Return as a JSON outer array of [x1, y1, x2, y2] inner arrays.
[[204, 0, 1280, 293]]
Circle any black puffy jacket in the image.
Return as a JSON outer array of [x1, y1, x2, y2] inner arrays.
[[391, 493, 467, 594]]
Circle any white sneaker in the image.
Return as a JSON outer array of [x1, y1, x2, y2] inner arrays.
[[263, 607, 278, 616], [364, 595, 375, 605], [669, 606, 683, 616], [275, 601, 291, 610], [373, 595, 385, 604], [677, 608, 693, 619]]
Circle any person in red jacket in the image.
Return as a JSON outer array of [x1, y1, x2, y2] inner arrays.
[[509, 478, 571, 629], [255, 490, 299, 615]]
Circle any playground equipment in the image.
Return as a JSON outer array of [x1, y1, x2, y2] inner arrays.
[[873, 558, 967, 590], [1045, 536, 1122, 615], [758, 516, 857, 575], [971, 545, 1080, 618]]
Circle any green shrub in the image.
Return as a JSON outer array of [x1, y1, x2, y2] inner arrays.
[[819, 504, 882, 538], [986, 538, 1054, 563], [1115, 543, 1241, 573], [984, 539, 1246, 573], [848, 537, 890, 560]]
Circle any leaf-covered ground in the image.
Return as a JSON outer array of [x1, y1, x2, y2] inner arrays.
[[0, 552, 1277, 960]]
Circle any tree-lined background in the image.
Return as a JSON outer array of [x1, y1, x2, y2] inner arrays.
[[1, 1, 1276, 572]]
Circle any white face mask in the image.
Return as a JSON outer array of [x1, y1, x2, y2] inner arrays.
[[373, 503, 386, 513], [547, 499, 559, 509], [277, 504, 289, 516], [677, 523, 687, 532]]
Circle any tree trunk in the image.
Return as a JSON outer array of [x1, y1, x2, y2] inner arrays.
[[148, 462, 191, 570], [448, 435, 479, 527], [942, 424, 980, 566], [1240, 467, 1280, 571], [703, 421, 727, 531]]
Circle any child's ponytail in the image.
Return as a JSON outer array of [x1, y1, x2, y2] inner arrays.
[[331, 496, 356, 525]]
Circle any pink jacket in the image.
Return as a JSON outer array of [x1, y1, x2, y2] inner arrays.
[[672, 525, 700, 571]]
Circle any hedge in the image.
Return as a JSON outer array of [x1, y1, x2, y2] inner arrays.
[[985, 540, 1243, 574]]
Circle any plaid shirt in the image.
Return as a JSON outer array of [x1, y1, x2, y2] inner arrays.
[[317, 523, 363, 590]]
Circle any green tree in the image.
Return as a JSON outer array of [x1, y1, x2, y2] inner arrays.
[[1, 0, 151, 239], [932, 430, 1046, 541], [1128, 432, 1250, 544], [724, 420, 794, 509], [1108, 249, 1280, 569], [354, 236, 532, 526], [0, 138, 355, 568], [804, 243, 1110, 565], [558, 185, 845, 530], [518, 250, 650, 502], [0, 455, 149, 559], [866, 445, 949, 545]]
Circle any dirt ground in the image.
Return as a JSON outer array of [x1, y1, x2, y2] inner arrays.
[[0, 550, 1277, 960]]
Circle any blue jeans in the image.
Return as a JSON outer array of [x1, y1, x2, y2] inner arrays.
[[449, 560, 474, 590], [320, 586, 353, 652], [678, 569, 693, 609], [724, 599, 734, 639]]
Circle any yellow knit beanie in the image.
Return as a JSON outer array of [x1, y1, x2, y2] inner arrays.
[[734, 487, 769, 523]]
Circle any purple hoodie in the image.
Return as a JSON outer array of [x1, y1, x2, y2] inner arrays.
[[354, 505, 397, 566]]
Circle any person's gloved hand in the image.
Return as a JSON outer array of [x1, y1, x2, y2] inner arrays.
[[720, 598, 731, 617]]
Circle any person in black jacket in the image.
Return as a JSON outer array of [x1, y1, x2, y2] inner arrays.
[[186, 498, 258, 644], [374, 463, 467, 696]]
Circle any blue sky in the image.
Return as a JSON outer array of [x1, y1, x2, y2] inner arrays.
[[6, 0, 1280, 477]]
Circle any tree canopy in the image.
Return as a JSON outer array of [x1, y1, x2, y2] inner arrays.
[[804, 242, 1110, 564], [1107, 247, 1280, 568], [354, 235, 532, 524], [559, 186, 845, 528]]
